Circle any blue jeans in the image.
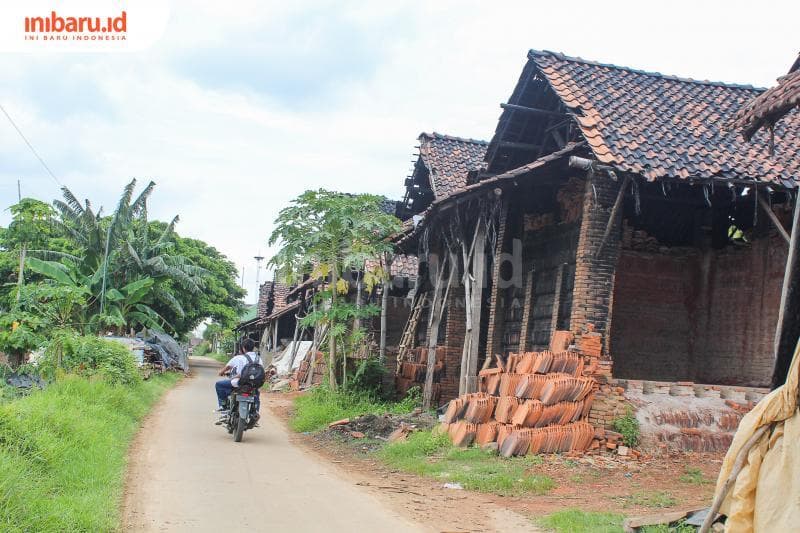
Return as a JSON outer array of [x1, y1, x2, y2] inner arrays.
[[215, 379, 260, 410]]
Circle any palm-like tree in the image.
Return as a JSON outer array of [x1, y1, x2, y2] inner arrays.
[[27, 179, 207, 334]]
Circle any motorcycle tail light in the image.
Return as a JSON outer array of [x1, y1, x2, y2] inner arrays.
[[241, 393, 250, 397]]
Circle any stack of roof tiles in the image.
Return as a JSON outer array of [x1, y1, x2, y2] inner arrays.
[[440, 346, 597, 456], [395, 346, 444, 402]]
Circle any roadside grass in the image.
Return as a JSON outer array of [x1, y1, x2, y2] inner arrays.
[[538, 509, 624, 533], [206, 352, 230, 364], [0, 372, 180, 532], [640, 521, 696, 533], [379, 429, 554, 496], [290, 385, 420, 432], [617, 490, 678, 509], [679, 466, 711, 485]]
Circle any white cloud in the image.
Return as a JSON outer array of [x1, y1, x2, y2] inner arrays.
[[1, 0, 798, 303]]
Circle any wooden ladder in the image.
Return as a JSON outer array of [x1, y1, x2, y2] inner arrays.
[[396, 293, 426, 372]]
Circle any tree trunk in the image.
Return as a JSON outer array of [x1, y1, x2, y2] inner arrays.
[[353, 271, 362, 332], [15, 243, 26, 304], [329, 266, 338, 390]]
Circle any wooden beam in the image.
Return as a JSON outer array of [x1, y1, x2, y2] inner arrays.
[[464, 218, 487, 394], [596, 175, 632, 257], [518, 269, 535, 353], [549, 263, 566, 337], [500, 103, 567, 119], [498, 140, 542, 152], [757, 193, 791, 244], [772, 196, 800, 388]]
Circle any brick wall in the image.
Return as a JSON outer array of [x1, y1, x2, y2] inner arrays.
[[610, 232, 785, 387], [569, 175, 624, 348], [440, 287, 466, 405], [610, 250, 696, 381], [694, 234, 786, 386]]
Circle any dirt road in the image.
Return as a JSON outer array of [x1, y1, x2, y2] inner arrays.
[[123, 356, 422, 532]]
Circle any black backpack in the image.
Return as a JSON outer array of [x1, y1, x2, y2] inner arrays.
[[238, 353, 266, 389]]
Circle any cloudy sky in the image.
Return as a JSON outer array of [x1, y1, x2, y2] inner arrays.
[[1, 0, 797, 303]]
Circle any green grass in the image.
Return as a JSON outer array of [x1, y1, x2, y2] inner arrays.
[[618, 490, 678, 509], [539, 509, 624, 533], [679, 466, 711, 485], [640, 522, 696, 533], [0, 372, 180, 532], [290, 385, 420, 432], [205, 352, 230, 364], [379, 429, 554, 496]]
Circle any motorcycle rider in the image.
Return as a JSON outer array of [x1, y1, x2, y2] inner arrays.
[[215, 337, 262, 417]]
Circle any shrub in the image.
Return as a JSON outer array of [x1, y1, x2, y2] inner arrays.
[[612, 407, 640, 448], [41, 333, 141, 385], [349, 357, 386, 396], [290, 384, 419, 432]]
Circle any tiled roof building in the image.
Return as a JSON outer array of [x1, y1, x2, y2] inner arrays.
[[399, 132, 488, 218], [486, 50, 800, 187]]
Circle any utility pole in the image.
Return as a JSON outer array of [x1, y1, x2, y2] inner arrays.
[[17, 179, 21, 201], [254, 254, 264, 305]]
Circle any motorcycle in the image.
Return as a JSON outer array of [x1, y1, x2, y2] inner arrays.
[[223, 384, 259, 442]]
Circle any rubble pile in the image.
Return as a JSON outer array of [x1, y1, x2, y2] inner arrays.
[[440, 346, 599, 457]]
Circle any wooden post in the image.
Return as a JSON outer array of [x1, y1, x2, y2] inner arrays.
[[379, 254, 392, 363], [485, 199, 509, 359], [550, 263, 566, 339], [772, 195, 800, 388], [423, 251, 453, 409], [757, 192, 790, 244], [459, 218, 481, 395], [518, 269, 535, 353], [465, 218, 487, 393]]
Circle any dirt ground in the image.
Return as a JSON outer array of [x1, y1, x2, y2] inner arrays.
[[267, 392, 721, 527], [123, 357, 423, 532]]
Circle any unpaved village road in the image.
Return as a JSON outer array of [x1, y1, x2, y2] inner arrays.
[[123, 356, 422, 532]]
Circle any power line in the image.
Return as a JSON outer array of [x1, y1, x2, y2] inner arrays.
[[0, 103, 63, 188]]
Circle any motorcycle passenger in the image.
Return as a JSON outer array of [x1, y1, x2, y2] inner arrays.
[[215, 338, 262, 416]]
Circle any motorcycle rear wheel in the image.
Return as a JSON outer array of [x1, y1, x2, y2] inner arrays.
[[233, 416, 246, 442]]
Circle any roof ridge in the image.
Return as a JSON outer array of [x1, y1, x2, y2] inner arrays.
[[528, 49, 766, 92], [420, 131, 490, 145]]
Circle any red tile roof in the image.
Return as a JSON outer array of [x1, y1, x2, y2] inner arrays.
[[525, 50, 800, 187], [733, 53, 800, 141], [418, 133, 488, 198]]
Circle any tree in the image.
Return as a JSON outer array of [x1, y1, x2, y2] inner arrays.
[[22, 180, 241, 337], [268, 190, 401, 389], [0, 198, 75, 307]]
